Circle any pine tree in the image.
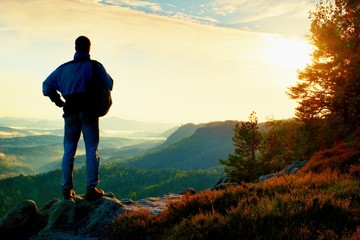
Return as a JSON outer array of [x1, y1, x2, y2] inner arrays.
[[288, 0, 360, 131], [220, 112, 262, 182]]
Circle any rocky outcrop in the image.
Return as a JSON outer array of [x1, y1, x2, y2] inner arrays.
[[283, 160, 308, 175], [0, 192, 182, 240], [0, 200, 47, 240], [212, 160, 309, 188], [259, 160, 308, 182], [258, 172, 280, 182]]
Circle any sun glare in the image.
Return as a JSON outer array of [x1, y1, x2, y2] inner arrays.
[[264, 37, 313, 70]]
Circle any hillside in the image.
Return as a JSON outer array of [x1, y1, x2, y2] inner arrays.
[[108, 142, 360, 240], [155, 123, 204, 149], [0, 153, 34, 178], [0, 165, 222, 217], [124, 121, 236, 170]]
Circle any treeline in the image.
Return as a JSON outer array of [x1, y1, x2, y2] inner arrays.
[[221, 0, 360, 183], [0, 165, 222, 217]]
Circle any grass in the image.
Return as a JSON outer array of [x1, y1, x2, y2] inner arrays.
[[108, 142, 360, 240]]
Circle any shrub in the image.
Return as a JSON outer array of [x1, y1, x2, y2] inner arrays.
[[302, 142, 360, 173], [162, 210, 229, 240], [107, 209, 161, 240]]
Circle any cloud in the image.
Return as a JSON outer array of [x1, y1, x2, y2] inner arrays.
[[101, 0, 163, 11], [211, 0, 312, 22]]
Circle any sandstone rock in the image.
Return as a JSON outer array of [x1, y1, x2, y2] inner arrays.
[[32, 193, 125, 239], [123, 193, 181, 215], [0, 192, 183, 239], [259, 160, 308, 182], [283, 160, 308, 175], [258, 173, 280, 182], [0, 199, 47, 240], [0, 193, 125, 240], [210, 175, 239, 190]]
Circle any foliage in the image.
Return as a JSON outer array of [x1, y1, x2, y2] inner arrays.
[[259, 119, 303, 172], [108, 209, 162, 240], [301, 141, 360, 174], [288, 0, 360, 132], [220, 112, 262, 182], [108, 145, 360, 239], [258, 118, 332, 173]]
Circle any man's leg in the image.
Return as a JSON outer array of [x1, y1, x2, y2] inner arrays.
[[81, 114, 104, 200], [62, 114, 81, 196]]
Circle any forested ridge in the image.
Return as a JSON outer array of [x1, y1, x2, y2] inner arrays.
[[0, 165, 222, 217]]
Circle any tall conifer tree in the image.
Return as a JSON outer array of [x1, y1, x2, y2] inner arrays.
[[220, 112, 262, 182], [288, 0, 360, 130]]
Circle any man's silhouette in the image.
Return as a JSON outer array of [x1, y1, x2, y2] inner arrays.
[[43, 36, 113, 200]]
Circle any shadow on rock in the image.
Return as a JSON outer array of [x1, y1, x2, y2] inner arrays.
[[0, 193, 125, 240]]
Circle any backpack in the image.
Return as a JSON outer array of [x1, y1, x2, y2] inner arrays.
[[86, 60, 112, 117]]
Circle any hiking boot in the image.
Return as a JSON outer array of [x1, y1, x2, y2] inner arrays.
[[85, 187, 104, 201], [62, 189, 76, 200]]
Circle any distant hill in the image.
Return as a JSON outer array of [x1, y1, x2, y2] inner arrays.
[[0, 134, 164, 178], [155, 123, 205, 149], [0, 116, 178, 138], [105, 123, 205, 163], [0, 139, 63, 176], [0, 135, 63, 147], [123, 121, 237, 170], [100, 117, 178, 137], [0, 152, 35, 178]]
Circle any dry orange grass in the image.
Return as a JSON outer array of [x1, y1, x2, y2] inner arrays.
[[108, 143, 360, 240]]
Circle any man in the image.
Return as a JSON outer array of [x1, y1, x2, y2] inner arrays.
[[43, 36, 113, 200]]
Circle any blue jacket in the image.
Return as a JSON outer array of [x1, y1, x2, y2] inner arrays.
[[43, 52, 113, 117]]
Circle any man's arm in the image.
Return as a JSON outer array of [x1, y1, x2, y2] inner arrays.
[[42, 73, 65, 108]]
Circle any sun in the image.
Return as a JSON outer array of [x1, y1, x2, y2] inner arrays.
[[264, 36, 313, 70]]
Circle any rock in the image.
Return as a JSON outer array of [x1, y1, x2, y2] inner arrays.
[[123, 193, 182, 215], [259, 160, 308, 182], [283, 160, 308, 175], [0, 200, 47, 240], [258, 173, 280, 182], [181, 188, 196, 195], [210, 175, 238, 190], [32, 193, 125, 239], [0, 191, 184, 240], [0, 193, 125, 240]]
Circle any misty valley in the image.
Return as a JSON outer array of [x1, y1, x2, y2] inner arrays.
[[0, 117, 234, 216]]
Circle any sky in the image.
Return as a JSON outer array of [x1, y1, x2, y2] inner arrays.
[[0, 0, 316, 124]]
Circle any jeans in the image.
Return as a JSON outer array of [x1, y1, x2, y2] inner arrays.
[[62, 113, 100, 190]]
